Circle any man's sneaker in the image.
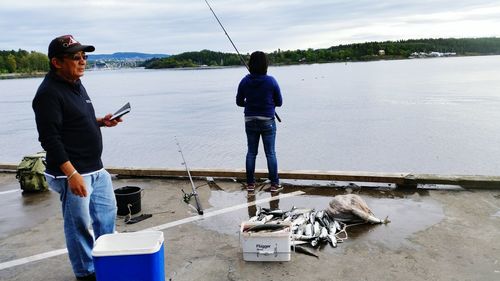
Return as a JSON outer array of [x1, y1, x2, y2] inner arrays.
[[247, 184, 255, 192], [270, 184, 283, 192], [76, 273, 96, 281]]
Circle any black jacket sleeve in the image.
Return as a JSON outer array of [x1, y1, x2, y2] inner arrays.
[[32, 89, 69, 167]]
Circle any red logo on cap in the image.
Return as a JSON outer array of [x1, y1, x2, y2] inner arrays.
[[62, 35, 79, 48]]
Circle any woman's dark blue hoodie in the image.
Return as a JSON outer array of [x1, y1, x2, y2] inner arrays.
[[236, 74, 282, 118]]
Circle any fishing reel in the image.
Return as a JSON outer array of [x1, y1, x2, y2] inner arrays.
[[181, 189, 195, 204]]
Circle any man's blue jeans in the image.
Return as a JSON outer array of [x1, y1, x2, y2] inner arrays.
[[46, 169, 117, 277], [245, 118, 279, 185]]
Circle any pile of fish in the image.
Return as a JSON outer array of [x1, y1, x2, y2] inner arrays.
[[244, 194, 390, 256], [246, 206, 347, 248]]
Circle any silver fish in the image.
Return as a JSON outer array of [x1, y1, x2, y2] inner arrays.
[[319, 227, 328, 239], [310, 237, 319, 247], [315, 210, 324, 219], [292, 215, 306, 226], [246, 223, 288, 232], [293, 245, 319, 258], [248, 216, 259, 222], [295, 224, 305, 236], [260, 214, 274, 223], [269, 209, 285, 216], [334, 220, 341, 232], [309, 211, 316, 224], [313, 222, 321, 237], [291, 208, 313, 216], [255, 207, 262, 217], [291, 240, 308, 246], [304, 223, 313, 237], [327, 234, 337, 247], [292, 234, 315, 241]]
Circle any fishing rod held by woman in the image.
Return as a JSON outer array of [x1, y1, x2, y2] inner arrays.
[[236, 51, 283, 193]]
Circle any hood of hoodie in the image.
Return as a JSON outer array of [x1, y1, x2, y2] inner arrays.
[[246, 74, 267, 86]]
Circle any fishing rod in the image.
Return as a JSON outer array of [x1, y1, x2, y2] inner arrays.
[[203, 0, 282, 122], [204, 0, 248, 70], [175, 137, 204, 215]]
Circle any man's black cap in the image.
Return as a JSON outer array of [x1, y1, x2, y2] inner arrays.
[[48, 35, 95, 59]]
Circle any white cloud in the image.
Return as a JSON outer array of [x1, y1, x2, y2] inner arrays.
[[0, 0, 499, 54]]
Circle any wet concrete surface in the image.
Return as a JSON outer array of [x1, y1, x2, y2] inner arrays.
[[0, 172, 499, 281]]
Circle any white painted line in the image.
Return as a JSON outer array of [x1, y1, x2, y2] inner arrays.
[[0, 190, 305, 271], [0, 249, 67, 271], [0, 189, 19, 196], [145, 190, 305, 231]]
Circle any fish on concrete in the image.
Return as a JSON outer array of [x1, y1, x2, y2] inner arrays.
[[293, 245, 319, 258], [244, 223, 289, 232]]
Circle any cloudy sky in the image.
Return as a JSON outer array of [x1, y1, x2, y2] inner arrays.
[[1, 0, 500, 55]]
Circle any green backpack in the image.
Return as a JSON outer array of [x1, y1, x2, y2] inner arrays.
[[16, 152, 49, 192]]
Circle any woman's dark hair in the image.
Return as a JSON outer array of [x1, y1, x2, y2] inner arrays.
[[248, 51, 268, 75]]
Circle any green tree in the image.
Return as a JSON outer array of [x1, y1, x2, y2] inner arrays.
[[0, 56, 5, 73], [6, 54, 17, 73], [144, 37, 500, 69], [28, 51, 49, 72]]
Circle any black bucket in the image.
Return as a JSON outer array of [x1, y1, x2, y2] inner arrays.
[[114, 186, 142, 216]]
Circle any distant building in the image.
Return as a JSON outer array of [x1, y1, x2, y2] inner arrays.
[[409, 51, 457, 59], [93, 60, 108, 69], [378, 50, 385, 56]]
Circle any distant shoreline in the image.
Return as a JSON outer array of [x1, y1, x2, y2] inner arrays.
[[0, 72, 45, 80], [1, 54, 496, 80]]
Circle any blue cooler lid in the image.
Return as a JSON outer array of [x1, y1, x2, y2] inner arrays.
[[92, 231, 164, 257]]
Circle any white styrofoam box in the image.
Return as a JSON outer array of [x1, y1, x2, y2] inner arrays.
[[240, 221, 291, 262]]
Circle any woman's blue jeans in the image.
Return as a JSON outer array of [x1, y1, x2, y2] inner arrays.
[[46, 169, 117, 277], [245, 119, 279, 185]]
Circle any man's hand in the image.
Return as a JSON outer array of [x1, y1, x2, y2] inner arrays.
[[100, 114, 122, 127], [68, 172, 88, 197], [60, 161, 88, 197]]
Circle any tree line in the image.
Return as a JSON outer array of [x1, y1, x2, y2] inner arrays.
[[3, 37, 499, 73], [143, 49, 242, 69], [0, 49, 49, 74], [143, 37, 500, 69]]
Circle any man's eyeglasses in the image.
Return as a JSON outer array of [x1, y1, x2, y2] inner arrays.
[[64, 54, 88, 61]]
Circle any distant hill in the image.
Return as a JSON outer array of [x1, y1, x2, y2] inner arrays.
[[144, 37, 500, 69], [88, 52, 169, 61]]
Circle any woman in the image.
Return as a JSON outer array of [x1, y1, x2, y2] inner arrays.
[[236, 51, 283, 192]]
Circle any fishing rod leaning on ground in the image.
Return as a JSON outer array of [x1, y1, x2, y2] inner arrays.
[[175, 137, 204, 215], [203, 0, 282, 122]]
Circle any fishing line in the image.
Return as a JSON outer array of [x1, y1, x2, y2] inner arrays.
[[204, 0, 248, 70], [203, 0, 282, 122]]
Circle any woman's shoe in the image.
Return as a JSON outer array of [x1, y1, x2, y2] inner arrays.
[[247, 184, 255, 192], [270, 184, 283, 192]]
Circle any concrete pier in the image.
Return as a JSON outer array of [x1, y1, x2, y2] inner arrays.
[[0, 171, 499, 281]]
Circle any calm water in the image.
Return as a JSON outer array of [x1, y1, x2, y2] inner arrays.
[[2, 56, 500, 175]]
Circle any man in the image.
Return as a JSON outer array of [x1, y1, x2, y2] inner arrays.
[[32, 35, 120, 281]]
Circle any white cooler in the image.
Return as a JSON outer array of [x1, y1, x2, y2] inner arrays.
[[240, 221, 291, 262]]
